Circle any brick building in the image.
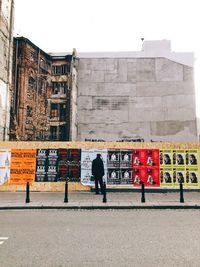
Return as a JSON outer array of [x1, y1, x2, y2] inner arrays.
[[10, 37, 78, 141], [10, 38, 198, 142]]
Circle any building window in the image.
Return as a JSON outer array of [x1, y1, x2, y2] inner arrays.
[[52, 82, 59, 94], [60, 103, 67, 121], [28, 77, 35, 89], [50, 103, 59, 118], [52, 82, 68, 95], [50, 103, 67, 121], [59, 125, 68, 140], [50, 126, 58, 140], [27, 77, 35, 100], [40, 58, 48, 71], [52, 64, 70, 75], [30, 52, 35, 61], [26, 106, 33, 117], [39, 79, 46, 94], [50, 126, 68, 140]]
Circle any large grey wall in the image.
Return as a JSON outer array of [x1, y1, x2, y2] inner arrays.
[[77, 57, 197, 142]]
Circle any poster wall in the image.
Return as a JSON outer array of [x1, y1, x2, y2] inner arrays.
[[107, 149, 133, 185], [36, 149, 81, 182], [132, 149, 160, 187], [10, 149, 36, 185], [36, 149, 59, 182], [67, 149, 81, 182], [81, 149, 107, 186], [160, 149, 199, 186], [0, 149, 11, 185], [1, 146, 200, 188]]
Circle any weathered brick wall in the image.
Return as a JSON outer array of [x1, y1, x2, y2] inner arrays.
[[11, 38, 78, 141], [11, 40, 51, 140]]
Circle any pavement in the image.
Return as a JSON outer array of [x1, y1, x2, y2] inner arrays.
[[1, 190, 200, 209]]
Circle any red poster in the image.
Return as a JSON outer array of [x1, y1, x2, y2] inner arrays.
[[132, 149, 159, 167], [132, 149, 160, 187], [133, 167, 160, 187]]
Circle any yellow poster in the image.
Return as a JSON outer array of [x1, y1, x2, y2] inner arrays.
[[160, 149, 199, 187]]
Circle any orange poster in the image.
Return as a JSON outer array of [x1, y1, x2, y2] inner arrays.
[[10, 149, 37, 185]]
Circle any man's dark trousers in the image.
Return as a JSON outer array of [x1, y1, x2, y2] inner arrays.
[[95, 176, 103, 194]]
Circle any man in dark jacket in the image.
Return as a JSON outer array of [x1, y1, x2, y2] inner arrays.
[[92, 154, 105, 194]]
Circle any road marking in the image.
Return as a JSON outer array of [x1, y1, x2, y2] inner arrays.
[[0, 237, 9, 246]]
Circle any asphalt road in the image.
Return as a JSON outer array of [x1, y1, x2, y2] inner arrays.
[[0, 210, 200, 267]]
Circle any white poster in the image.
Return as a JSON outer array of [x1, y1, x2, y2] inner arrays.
[[0, 149, 11, 167], [0, 169, 10, 185], [0, 149, 11, 185], [81, 149, 107, 186]]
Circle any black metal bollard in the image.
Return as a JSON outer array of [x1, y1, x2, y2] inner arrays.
[[141, 181, 145, 203], [180, 182, 184, 203], [64, 180, 68, 203], [103, 181, 107, 203], [25, 182, 30, 203]]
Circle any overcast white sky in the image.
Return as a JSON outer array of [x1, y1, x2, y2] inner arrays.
[[14, 0, 200, 54], [14, 0, 200, 114]]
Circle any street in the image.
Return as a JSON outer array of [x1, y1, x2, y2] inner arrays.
[[1, 210, 200, 267]]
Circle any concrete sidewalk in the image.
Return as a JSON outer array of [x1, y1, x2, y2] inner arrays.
[[1, 191, 200, 209]]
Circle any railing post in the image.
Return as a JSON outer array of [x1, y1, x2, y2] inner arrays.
[[141, 181, 145, 203], [25, 182, 30, 203], [64, 180, 68, 203], [103, 181, 107, 203], [180, 182, 184, 203]]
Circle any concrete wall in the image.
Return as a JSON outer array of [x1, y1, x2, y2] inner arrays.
[[69, 55, 78, 141], [0, 0, 14, 140], [77, 43, 197, 142]]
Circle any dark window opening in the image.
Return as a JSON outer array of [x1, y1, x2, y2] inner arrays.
[[50, 125, 68, 141], [28, 77, 35, 89], [59, 125, 68, 140], [60, 103, 67, 121], [50, 103, 67, 121], [40, 58, 48, 71], [52, 64, 70, 75], [30, 51, 35, 61], [50, 103, 59, 118], [26, 106, 33, 117], [39, 79, 46, 94], [52, 82, 68, 95], [50, 126, 57, 140]]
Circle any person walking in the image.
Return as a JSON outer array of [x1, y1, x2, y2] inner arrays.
[[92, 154, 105, 194]]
